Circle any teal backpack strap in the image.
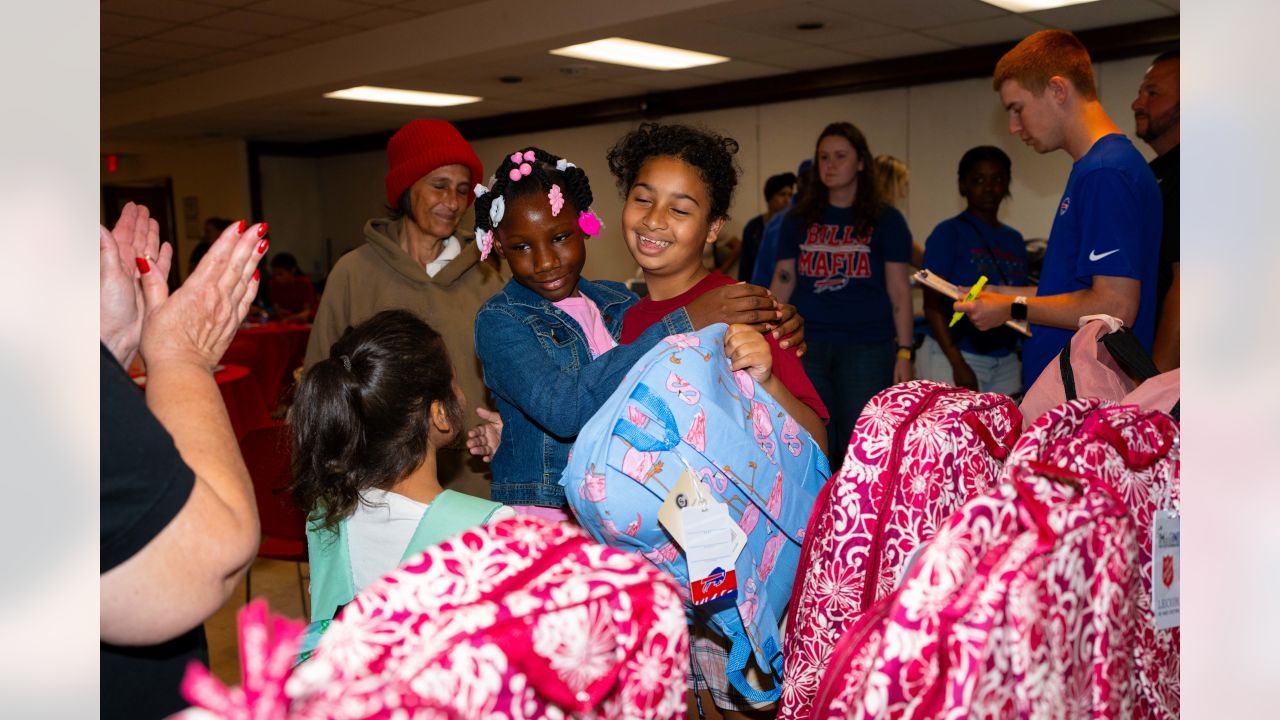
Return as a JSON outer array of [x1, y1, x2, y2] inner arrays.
[[399, 490, 504, 563], [297, 492, 502, 664], [305, 515, 357, 623]]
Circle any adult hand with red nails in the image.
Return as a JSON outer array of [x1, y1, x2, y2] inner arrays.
[[138, 220, 266, 372], [102, 218, 269, 649], [99, 202, 169, 368]]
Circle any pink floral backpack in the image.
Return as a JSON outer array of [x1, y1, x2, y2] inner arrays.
[[808, 461, 1142, 719], [779, 380, 1022, 720], [1003, 398, 1181, 718], [175, 517, 691, 719]]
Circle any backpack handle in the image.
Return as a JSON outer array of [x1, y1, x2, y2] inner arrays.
[[1059, 326, 1161, 402], [1083, 410, 1178, 470], [962, 405, 1022, 460], [611, 383, 680, 452], [724, 629, 784, 704]]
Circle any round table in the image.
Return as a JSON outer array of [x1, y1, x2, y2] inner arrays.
[[132, 364, 271, 440], [222, 322, 312, 409]]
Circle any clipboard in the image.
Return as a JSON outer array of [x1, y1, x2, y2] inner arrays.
[[913, 269, 1032, 337]]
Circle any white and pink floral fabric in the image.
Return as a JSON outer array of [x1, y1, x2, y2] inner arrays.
[[780, 381, 1022, 720], [174, 516, 690, 720], [1004, 398, 1181, 718], [810, 462, 1141, 719]]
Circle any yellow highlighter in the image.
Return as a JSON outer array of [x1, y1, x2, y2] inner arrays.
[[950, 275, 988, 327]]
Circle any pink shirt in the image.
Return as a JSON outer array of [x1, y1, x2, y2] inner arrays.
[[553, 294, 617, 359]]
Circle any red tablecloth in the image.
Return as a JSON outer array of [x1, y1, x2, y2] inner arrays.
[[132, 364, 271, 440], [222, 322, 311, 409]]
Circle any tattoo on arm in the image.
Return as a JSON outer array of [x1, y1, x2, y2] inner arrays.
[[779, 270, 792, 284]]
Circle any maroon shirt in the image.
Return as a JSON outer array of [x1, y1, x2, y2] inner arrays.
[[620, 271, 828, 422]]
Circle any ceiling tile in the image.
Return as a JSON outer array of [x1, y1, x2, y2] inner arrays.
[[193, 0, 260, 7], [749, 45, 870, 71], [920, 14, 1047, 46], [153, 24, 266, 49], [1024, 0, 1174, 31], [438, 52, 644, 89], [394, 0, 467, 15], [102, 33, 135, 50], [100, 11, 177, 37], [198, 9, 316, 35], [614, 18, 804, 58], [342, 7, 420, 29], [112, 38, 223, 61], [101, 0, 227, 24], [102, 79, 138, 94], [102, 50, 171, 72], [710, 3, 900, 44], [253, 35, 312, 56], [250, 0, 371, 22], [287, 23, 365, 43], [831, 32, 959, 60], [102, 63, 148, 81], [810, 0, 1005, 30]]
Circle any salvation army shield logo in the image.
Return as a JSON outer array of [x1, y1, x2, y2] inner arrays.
[[1162, 554, 1175, 588]]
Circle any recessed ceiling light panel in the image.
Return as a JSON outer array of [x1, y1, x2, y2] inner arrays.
[[549, 37, 729, 71], [979, 0, 1101, 11], [323, 86, 481, 107]]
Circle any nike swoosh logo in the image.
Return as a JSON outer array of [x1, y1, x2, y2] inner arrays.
[[1089, 249, 1120, 261]]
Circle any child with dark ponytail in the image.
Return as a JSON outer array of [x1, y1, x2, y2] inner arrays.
[[473, 147, 792, 521], [290, 309, 514, 633]]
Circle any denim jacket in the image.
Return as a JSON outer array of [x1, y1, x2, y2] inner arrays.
[[475, 278, 694, 506]]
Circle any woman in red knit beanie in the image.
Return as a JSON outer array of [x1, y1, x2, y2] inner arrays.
[[304, 119, 506, 502]]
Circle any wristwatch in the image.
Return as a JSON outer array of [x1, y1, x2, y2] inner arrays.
[[1010, 296, 1028, 322]]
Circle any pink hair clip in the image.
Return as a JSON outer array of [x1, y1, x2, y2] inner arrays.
[[478, 229, 494, 261], [506, 150, 537, 182], [548, 184, 564, 216], [578, 210, 602, 237]]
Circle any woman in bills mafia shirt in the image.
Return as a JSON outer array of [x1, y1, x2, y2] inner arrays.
[[770, 121, 914, 466]]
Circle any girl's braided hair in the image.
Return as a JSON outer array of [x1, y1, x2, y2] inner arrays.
[[473, 147, 598, 258]]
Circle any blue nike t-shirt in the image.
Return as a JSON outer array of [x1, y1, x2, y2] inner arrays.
[[776, 203, 912, 343], [1023, 134, 1163, 388]]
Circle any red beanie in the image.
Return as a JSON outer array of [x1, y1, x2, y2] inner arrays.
[[384, 119, 483, 209]]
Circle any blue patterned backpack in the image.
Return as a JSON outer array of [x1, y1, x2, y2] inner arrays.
[[560, 323, 830, 702]]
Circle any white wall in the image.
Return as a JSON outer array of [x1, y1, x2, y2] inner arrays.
[[261, 55, 1158, 283], [257, 156, 325, 276]]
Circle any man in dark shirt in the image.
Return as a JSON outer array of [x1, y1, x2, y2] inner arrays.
[[1133, 49, 1180, 370]]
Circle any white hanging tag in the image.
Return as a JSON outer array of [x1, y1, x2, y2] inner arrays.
[[1151, 510, 1180, 630]]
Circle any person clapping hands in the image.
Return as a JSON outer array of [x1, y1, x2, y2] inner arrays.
[[100, 203, 271, 720]]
